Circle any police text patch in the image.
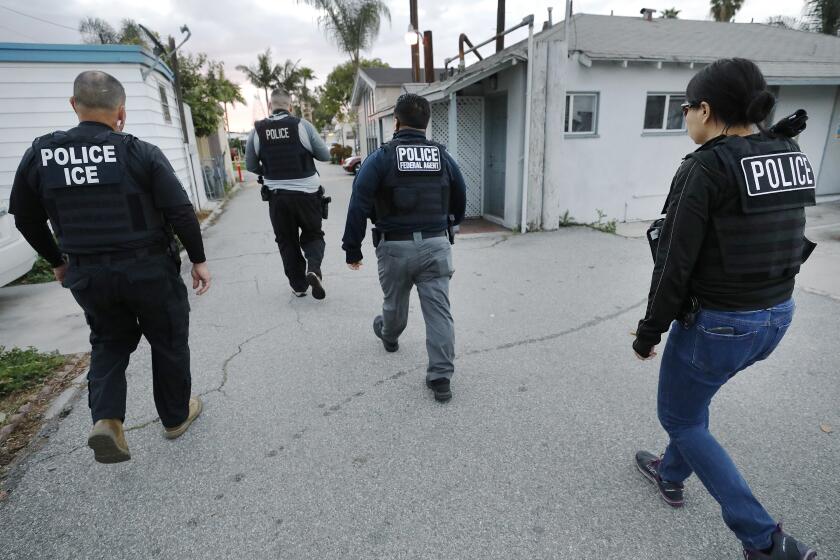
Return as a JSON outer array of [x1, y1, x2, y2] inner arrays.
[[396, 145, 442, 172], [39, 145, 123, 188], [740, 152, 815, 197]]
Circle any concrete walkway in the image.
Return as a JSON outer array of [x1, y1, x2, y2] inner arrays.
[[1, 162, 838, 559]]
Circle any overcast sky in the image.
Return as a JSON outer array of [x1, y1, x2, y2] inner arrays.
[[0, 0, 806, 132]]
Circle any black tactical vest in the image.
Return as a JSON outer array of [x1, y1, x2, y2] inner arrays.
[[34, 129, 165, 254], [374, 138, 451, 228], [254, 114, 316, 180], [688, 134, 816, 279]]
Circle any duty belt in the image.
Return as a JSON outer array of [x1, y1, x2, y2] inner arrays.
[[383, 230, 447, 242], [67, 245, 167, 265]]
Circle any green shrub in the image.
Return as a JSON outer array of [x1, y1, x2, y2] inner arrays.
[[0, 347, 65, 398], [11, 256, 55, 286]]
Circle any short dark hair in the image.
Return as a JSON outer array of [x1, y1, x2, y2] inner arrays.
[[394, 93, 431, 129], [73, 71, 126, 110], [685, 58, 775, 128]]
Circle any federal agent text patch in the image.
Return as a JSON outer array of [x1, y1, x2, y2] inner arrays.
[[396, 145, 442, 173], [39, 144, 123, 188], [740, 152, 815, 197]]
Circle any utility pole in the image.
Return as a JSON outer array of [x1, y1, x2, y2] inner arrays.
[[168, 35, 202, 211], [496, 0, 505, 52], [410, 0, 421, 82], [423, 31, 435, 83]]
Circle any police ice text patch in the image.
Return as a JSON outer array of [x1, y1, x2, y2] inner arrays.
[[740, 152, 815, 197], [396, 145, 442, 172], [39, 145, 123, 188]]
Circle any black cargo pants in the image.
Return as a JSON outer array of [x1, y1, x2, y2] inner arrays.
[[267, 189, 325, 292], [63, 252, 191, 428]]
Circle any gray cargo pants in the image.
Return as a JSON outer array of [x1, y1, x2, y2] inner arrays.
[[375, 233, 455, 381]]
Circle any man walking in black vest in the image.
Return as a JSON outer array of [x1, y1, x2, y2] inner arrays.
[[10, 71, 209, 464], [246, 89, 331, 299], [342, 94, 467, 402]]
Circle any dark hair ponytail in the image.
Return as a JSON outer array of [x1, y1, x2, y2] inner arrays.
[[686, 58, 775, 129]]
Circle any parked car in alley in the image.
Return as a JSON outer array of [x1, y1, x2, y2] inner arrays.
[[342, 156, 363, 175]]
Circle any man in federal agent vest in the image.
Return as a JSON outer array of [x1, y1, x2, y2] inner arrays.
[[246, 89, 331, 299], [342, 93, 467, 402], [9, 71, 209, 464]]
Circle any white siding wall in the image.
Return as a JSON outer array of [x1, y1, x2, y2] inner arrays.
[[542, 58, 840, 224], [774, 85, 836, 184], [546, 58, 701, 224], [0, 61, 202, 209]]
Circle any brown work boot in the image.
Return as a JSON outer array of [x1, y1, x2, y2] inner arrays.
[[87, 419, 131, 464], [163, 396, 203, 440]]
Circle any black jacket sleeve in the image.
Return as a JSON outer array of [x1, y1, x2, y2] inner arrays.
[[161, 205, 206, 264], [9, 147, 64, 267], [634, 158, 715, 356]]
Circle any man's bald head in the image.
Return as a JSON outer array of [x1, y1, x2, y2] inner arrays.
[[73, 71, 126, 111], [270, 89, 292, 112]]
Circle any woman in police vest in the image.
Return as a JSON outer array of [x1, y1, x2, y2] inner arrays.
[[632, 58, 817, 560]]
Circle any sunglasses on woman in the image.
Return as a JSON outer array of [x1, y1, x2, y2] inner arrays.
[[681, 102, 700, 116]]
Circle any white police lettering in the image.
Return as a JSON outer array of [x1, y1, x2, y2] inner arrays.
[[40, 145, 118, 186], [265, 127, 290, 140], [740, 151, 815, 197], [396, 145, 442, 172]]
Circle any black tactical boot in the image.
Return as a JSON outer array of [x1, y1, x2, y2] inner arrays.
[[373, 315, 398, 352], [634, 450, 685, 508], [425, 378, 452, 403], [743, 527, 817, 560]]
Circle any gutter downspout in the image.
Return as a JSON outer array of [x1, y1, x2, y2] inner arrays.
[[520, 16, 535, 233]]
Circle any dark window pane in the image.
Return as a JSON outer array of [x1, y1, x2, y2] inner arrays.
[[644, 95, 666, 129], [666, 95, 685, 129], [572, 95, 595, 132], [564, 95, 570, 132]]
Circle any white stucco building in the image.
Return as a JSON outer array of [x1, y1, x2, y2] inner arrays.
[[353, 12, 840, 231], [0, 42, 207, 286]]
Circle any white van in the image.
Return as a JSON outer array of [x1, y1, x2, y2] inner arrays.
[[0, 200, 36, 286]]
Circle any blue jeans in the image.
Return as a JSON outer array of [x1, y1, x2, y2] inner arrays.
[[657, 299, 795, 550]]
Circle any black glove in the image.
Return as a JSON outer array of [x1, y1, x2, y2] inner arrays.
[[770, 109, 807, 138]]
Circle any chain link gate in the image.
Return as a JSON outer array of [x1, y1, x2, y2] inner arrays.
[[429, 97, 484, 218]]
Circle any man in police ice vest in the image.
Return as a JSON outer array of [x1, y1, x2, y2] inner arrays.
[[246, 89, 331, 299], [342, 94, 467, 402], [632, 59, 817, 559], [9, 71, 210, 464]]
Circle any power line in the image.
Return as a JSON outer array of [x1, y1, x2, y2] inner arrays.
[[0, 23, 39, 41], [0, 4, 78, 32]]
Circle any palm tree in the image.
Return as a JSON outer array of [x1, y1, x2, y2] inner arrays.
[[298, 0, 391, 68], [710, 0, 744, 22], [236, 48, 281, 113], [209, 63, 245, 133], [660, 7, 680, 19], [804, 0, 840, 35], [275, 59, 302, 96]]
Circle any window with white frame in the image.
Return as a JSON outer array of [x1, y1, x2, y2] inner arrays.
[[643, 93, 685, 131], [564, 93, 598, 134], [158, 84, 172, 124]]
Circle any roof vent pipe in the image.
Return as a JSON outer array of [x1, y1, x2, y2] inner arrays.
[[640, 8, 656, 21], [548, 7, 553, 25]]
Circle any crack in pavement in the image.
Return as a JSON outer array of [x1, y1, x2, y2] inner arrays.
[[200, 322, 286, 398], [464, 298, 648, 356], [314, 298, 647, 421], [463, 235, 512, 250]]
